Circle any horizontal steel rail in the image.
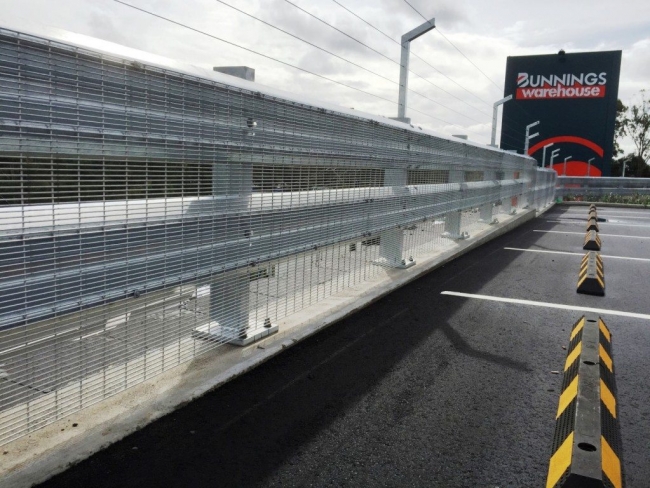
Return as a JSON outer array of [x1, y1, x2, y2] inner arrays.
[[556, 177, 650, 197], [1, 179, 529, 330]]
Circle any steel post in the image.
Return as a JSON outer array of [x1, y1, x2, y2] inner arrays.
[[377, 169, 414, 268], [397, 18, 435, 122], [444, 169, 466, 239], [490, 95, 513, 147]]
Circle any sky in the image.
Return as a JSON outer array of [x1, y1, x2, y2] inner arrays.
[[1, 0, 648, 152]]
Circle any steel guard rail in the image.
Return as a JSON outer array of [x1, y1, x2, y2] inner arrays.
[[0, 180, 528, 330], [556, 177, 650, 197], [0, 25, 556, 444]]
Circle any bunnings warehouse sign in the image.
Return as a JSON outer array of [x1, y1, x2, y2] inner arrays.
[[500, 51, 621, 176]]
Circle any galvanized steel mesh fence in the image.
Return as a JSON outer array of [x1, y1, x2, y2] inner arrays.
[[0, 27, 556, 445], [556, 176, 650, 197]]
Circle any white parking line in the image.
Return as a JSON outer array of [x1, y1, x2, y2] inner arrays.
[[604, 216, 650, 220], [561, 210, 650, 217], [441, 291, 650, 321], [504, 247, 650, 262], [546, 220, 650, 228], [534, 230, 649, 239]]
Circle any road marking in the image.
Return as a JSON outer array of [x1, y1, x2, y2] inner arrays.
[[546, 219, 650, 228], [604, 216, 650, 220], [504, 247, 650, 262], [562, 210, 650, 218], [440, 291, 650, 321], [534, 230, 648, 239]]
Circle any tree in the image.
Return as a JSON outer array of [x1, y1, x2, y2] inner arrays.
[[626, 90, 650, 162], [613, 98, 628, 158]]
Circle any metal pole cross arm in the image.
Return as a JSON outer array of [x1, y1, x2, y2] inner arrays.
[[397, 17, 436, 121]]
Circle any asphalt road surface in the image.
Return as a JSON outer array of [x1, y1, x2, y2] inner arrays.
[[38, 205, 650, 487]]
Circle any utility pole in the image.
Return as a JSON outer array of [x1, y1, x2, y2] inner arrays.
[[396, 18, 436, 123], [490, 95, 512, 147], [524, 121, 540, 154]]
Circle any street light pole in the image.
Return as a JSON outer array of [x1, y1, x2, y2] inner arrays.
[[490, 95, 513, 147], [542, 143, 554, 168], [524, 121, 540, 154], [563, 156, 572, 176], [587, 157, 595, 177], [549, 148, 560, 170], [622, 156, 632, 177], [396, 18, 436, 123]]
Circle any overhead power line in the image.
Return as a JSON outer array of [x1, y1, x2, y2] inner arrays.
[[331, 0, 494, 113], [113, 0, 394, 104], [280, 0, 489, 123], [215, 0, 483, 124], [400, 0, 504, 92], [215, 0, 396, 86], [281, 0, 397, 65], [435, 30, 503, 92], [112, 0, 484, 136]]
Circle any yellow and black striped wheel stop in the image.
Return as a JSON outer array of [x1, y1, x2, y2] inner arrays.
[[587, 217, 599, 232], [584, 230, 602, 251], [546, 314, 623, 488], [578, 252, 605, 296]]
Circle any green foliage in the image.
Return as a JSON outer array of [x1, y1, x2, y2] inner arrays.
[[610, 154, 650, 177], [627, 90, 650, 161], [613, 99, 628, 157], [615, 90, 650, 164], [562, 192, 650, 206]]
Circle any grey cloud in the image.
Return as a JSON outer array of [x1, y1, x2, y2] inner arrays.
[[87, 10, 137, 48], [259, 0, 383, 59]]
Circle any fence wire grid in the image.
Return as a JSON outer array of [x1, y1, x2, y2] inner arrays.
[[0, 27, 556, 445]]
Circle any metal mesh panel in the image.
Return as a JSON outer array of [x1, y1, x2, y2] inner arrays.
[[0, 27, 557, 445], [556, 176, 650, 198]]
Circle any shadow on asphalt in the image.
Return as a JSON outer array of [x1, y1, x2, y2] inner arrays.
[[39, 208, 573, 488]]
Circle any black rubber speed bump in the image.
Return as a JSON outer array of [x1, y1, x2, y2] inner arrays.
[[578, 252, 605, 296], [546, 314, 623, 488], [587, 217, 599, 232], [589, 204, 597, 211], [589, 209, 598, 220], [583, 231, 602, 251]]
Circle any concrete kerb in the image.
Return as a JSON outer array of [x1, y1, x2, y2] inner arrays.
[[0, 206, 548, 488]]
